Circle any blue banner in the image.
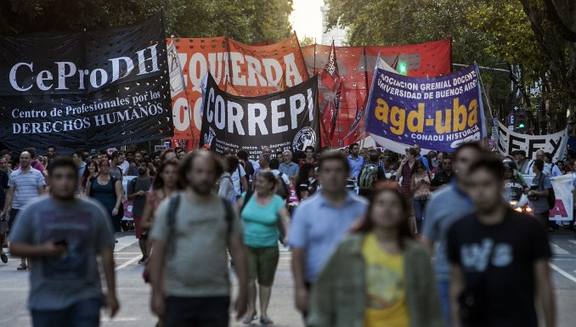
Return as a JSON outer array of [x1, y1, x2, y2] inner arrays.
[[365, 64, 486, 153]]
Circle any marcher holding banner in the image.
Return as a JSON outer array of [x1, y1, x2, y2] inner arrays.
[[365, 64, 487, 154], [199, 74, 320, 158]]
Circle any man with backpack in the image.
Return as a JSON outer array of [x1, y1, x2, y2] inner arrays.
[[357, 149, 386, 197], [148, 151, 248, 326]]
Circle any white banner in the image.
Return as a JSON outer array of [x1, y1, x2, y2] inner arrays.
[[496, 121, 568, 161], [550, 174, 574, 221], [522, 173, 574, 221]]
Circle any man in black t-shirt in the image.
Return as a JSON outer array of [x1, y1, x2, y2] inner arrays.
[[447, 156, 555, 327]]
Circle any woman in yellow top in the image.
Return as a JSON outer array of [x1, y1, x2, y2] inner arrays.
[[307, 184, 443, 327]]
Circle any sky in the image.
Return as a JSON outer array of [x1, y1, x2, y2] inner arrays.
[[289, 0, 325, 42]]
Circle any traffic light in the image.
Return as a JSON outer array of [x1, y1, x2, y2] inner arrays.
[[397, 60, 408, 75], [518, 123, 525, 129]]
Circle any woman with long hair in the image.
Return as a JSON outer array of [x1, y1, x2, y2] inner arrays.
[[308, 184, 442, 327], [81, 160, 99, 194], [141, 160, 180, 256], [411, 161, 431, 234], [86, 159, 124, 233], [237, 171, 290, 325]]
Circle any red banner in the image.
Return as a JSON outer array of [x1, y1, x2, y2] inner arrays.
[[170, 35, 309, 143], [302, 39, 452, 147]]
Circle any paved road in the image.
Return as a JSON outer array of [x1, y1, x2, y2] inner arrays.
[[1, 232, 576, 326]]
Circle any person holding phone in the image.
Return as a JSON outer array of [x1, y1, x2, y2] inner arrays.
[[9, 157, 119, 326]]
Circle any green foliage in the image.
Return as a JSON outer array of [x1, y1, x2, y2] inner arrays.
[[325, 0, 576, 129], [0, 0, 293, 43], [299, 36, 315, 46]]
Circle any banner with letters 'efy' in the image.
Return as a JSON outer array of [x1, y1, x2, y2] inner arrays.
[[496, 121, 567, 162], [200, 74, 319, 159], [365, 64, 486, 154], [0, 15, 172, 153]]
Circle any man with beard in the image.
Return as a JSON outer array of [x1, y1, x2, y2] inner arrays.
[[127, 162, 152, 264], [148, 151, 248, 326], [9, 157, 118, 326]]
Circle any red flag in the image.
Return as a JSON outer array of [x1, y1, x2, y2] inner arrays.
[[320, 41, 342, 145]]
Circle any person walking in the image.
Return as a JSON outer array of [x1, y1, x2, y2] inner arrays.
[[308, 185, 443, 327], [148, 151, 248, 326], [1, 150, 46, 270], [421, 142, 484, 324], [141, 159, 180, 273], [219, 156, 239, 204], [279, 150, 300, 180], [86, 159, 124, 233], [127, 162, 152, 264], [81, 160, 99, 194], [357, 149, 386, 198], [289, 150, 367, 316], [411, 161, 431, 234], [9, 157, 119, 327], [347, 143, 365, 181], [237, 171, 290, 325], [528, 159, 554, 229], [396, 148, 417, 198], [447, 156, 555, 327], [0, 157, 10, 263]]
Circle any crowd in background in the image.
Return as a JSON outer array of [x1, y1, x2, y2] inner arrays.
[[0, 140, 563, 327]]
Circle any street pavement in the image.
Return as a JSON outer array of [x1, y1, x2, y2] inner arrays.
[[1, 232, 576, 326]]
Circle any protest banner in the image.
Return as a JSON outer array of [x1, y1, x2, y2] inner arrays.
[[550, 174, 574, 221], [0, 16, 172, 152], [169, 34, 309, 142], [199, 74, 319, 159], [522, 174, 574, 222], [301, 39, 452, 146], [496, 121, 568, 161], [365, 64, 486, 154]]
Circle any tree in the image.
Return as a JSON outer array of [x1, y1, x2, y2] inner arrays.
[[299, 36, 315, 46], [325, 0, 576, 131], [0, 0, 293, 44]]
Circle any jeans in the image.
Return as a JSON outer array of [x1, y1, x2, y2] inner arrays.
[[413, 197, 428, 234], [164, 296, 230, 327], [437, 280, 451, 327], [31, 297, 102, 327]]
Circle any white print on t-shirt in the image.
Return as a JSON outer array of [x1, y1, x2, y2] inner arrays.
[[461, 239, 513, 272]]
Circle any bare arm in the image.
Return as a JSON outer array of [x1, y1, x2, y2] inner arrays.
[[229, 232, 248, 319], [141, 196, 153, 230], [100, 247, 119, 318], [1, 186, 14, 214], [126, 181, 140, 201], [85, 179, 92, 197], [113, 181, 123, 212], [277, 207, 290, 244], [10, 241, 65, 258], [292, 247, 309, 313], [449, 265, 464, 327], [149, 239, 167, 317], [535, 259, 556, 327], [240, 176, 248, 193]]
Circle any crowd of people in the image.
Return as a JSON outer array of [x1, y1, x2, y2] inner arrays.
[[0, 140, 562, 327]]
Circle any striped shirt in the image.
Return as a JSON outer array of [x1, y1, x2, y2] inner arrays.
[[8, 168, 45, 209]]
